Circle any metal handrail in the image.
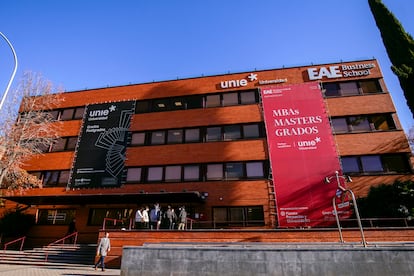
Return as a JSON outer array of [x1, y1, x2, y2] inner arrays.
[[102, 217, 133, 230], [44, 232, 78, 262], [3, 236, 26, 251]]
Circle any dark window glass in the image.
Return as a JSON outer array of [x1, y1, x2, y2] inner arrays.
[[185, 128, 200, 142], [223, 125, 241, 141], [152, 99, 169, 112], [348, 116, 371, 132], [240, 91, 256, 104], [341, 157, 360, 173], [131, 133, 146, 145], [136, 101, 150, 113], [207, 164, 223, 180], [151, 131, 165, 145], [127, 168, 142, 182], [331, 118, 349, 133], [222, 93, 238, 106], [213, 206, 264, 227], [205, 95, 221, 108], [246, 162, 264, 178], [225, 163, 243, 179], [340, 82, 360, 96], [66, 137, 78, 150], [165, 165, 182, 182], [74, 107, 85, 119], [183, 165, 200, 181], [58, 171, 70, 184], [243, 124, 260, 138], [167, 129, 183, 144], [43, 171, 60, 186], [37, 209, 76, 225], [51, 138, 66, 152], [360, 80, 381, 94], [61, 109, 75, 120], [206, 127, 221, 142], [361, 156, 383, 172], [171, 98, 186, 110], [186, 95, 203, 109], [38, 143, 51, 153], [370, 115, 396, 131], [49, 110, 60, 120], [323, 83, 340, 97], [147, 167, 163, 182], [88, 208, 133, 226], [382, 155, 410, 173]]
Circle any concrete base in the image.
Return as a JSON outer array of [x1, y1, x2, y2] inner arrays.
[[121, 242, 414, 276]]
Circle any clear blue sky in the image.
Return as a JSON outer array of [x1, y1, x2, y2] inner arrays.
[[1, 0, 413, 131]]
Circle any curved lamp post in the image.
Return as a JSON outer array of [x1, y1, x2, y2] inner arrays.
[[0, 31, 18, 111], [325, 170, 367, 247]]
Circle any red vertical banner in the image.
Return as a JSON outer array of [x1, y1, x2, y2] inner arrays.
[[261, 83, 347, 227]]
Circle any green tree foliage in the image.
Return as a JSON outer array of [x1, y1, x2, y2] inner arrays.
[[368, 0, 414, 118], [358, 180, 414, 219]]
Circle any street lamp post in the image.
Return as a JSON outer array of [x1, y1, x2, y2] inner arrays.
[[325, 171, 367, 247], [0, 31, 18, 112]]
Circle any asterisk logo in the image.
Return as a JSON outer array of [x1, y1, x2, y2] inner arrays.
[[247, 73, 257, 81], [315, 137, 321, 143], [109, 105, 116, 112]]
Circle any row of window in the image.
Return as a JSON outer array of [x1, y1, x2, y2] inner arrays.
[[126, 161, 267, 183], [45, 79, 383, 121], [322, 79, 382, 97], [31, 152, 411, 187], [45, 112, 395, 153], [331, 114, 396, 134]]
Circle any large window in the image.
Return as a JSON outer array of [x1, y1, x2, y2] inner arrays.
[[213, 206, 264, 227], [341, 154, 411, 174], [37, 209, 76, 225], [88, 208, 134, 226]]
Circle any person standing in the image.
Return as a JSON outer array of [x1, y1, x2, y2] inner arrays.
[[134, 207, 143, 229], [94, 232, 111, 271], [178, 206, 187, 230], [166, 206, 177, 230], [66, 218, 77, 243], [142, 206, 150, 229]]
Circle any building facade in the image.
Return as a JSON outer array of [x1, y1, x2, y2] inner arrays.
[[2, 59, 413, 243]]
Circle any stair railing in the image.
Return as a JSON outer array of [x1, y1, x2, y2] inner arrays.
[[44, 232, 78, 262], [3, 236, 26, 251]]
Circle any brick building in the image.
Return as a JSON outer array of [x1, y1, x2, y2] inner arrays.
[[2, 58, 413, 244]]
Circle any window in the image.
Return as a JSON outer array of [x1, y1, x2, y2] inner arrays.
[[225, 163, 243, 179], [207, 164, 223, 180], [240, 91, 256, 104], [243, 124, 260, 138], [131, 133, 146, 145], [167, 129, 183, 144], [222, 93, 238, 106], [331, 114, 396, 133], [147, 167, 163, 182], [61, 109, 75, 120], [205, 95, 221, 108], [359, 80, 381, 94], [165, 166, 181, 182], [370, 114, 396, 131], [348, 116, 371, 132], [185, 128, 200, 143], [323, 83, 340, 97], [184, 165, 200, 181], [51, 138, 66, 152], [246, 162, 264, 178], [186, 95, 203, 109], [66, 137, 78, 150], [136, 101, 150, 113], [88, 208, 134, 226], [206, 127, 221, 142], [37, 209, 76, 225], [331, 118, 349, 133], [223, 125, 241, 141], [43, 171, 60, 187], [126, 168, 142, 182], [341, 154, 410, 174], [323, 79, 382, 98], [213, 206, 264, 227], [58, 170, 70, 185], [74, 107, 85, 119], [339, 82, 359, 96], [151, 131, 165, 145]]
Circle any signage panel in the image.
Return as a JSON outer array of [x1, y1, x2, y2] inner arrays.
[[69, 101, 135, 188], [261, 83, 349, 227]]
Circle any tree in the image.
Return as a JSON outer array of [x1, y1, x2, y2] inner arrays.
[[368, 0, 414, 118], [0, 72, 64, 190]]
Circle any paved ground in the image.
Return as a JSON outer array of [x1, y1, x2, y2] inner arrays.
[[0, 264, 120, 276]]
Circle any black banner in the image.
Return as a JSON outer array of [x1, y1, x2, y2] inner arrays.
[[69, 101, 135, 188]]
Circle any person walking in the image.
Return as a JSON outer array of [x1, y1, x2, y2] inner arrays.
[[94, 232, 111, 271], [178, 206, 187, 230]]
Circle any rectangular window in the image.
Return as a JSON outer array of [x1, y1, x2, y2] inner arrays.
[[66, 137, 78, 150], [382, 154, 410, 173], [331, 118, 349, 133], [225, 163, 243, 179], [165, 165, 181, 182], [213, 206, 264, 227], [348, 116, 371, 132], [207, 164, 223, 180], [185, 128, 200, 143], [240, 91, 256, 104], [147, 167, 163, 182], [183, 165, 200, 181], [206, 127, 222, 142], [341, 157, 360, 173], [361, 155, 383, 173], [51, 138, 66, 152], [222, 93, 238, 106], [88, 208, 134, 226], [167, 129, 183, 144], [370, 114, 396, 131], [37, 209, 76, 225], [43, 171, 60, 187], [136, 101, 150, 113], [359, 79, 381, 94], [340, 82, 359, 96], [126, 168, 142, 182], [243, 124, 260, 138], [171, 98, 186, 111], [223, 125, 241, 141], [152, 99, 169, 112], [186, 95, 203, 109], [323, 83, 340, 97], [246, 162, 264, 178], [151, 131, 165, 145], [74, 107, 85, 119], [131, 133, 146, 145], [60, 109, 75, 120], [205, 95, 221, 108], [58, 170, 70, 185]]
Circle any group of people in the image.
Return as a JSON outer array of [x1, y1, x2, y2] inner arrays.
[[134, 203, 187, 230]]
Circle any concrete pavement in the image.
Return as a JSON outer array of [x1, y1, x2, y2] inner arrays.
[[0, 264, 120, 276]]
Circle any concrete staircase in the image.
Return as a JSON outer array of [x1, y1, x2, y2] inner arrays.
[[0, 244, 96, 267]]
